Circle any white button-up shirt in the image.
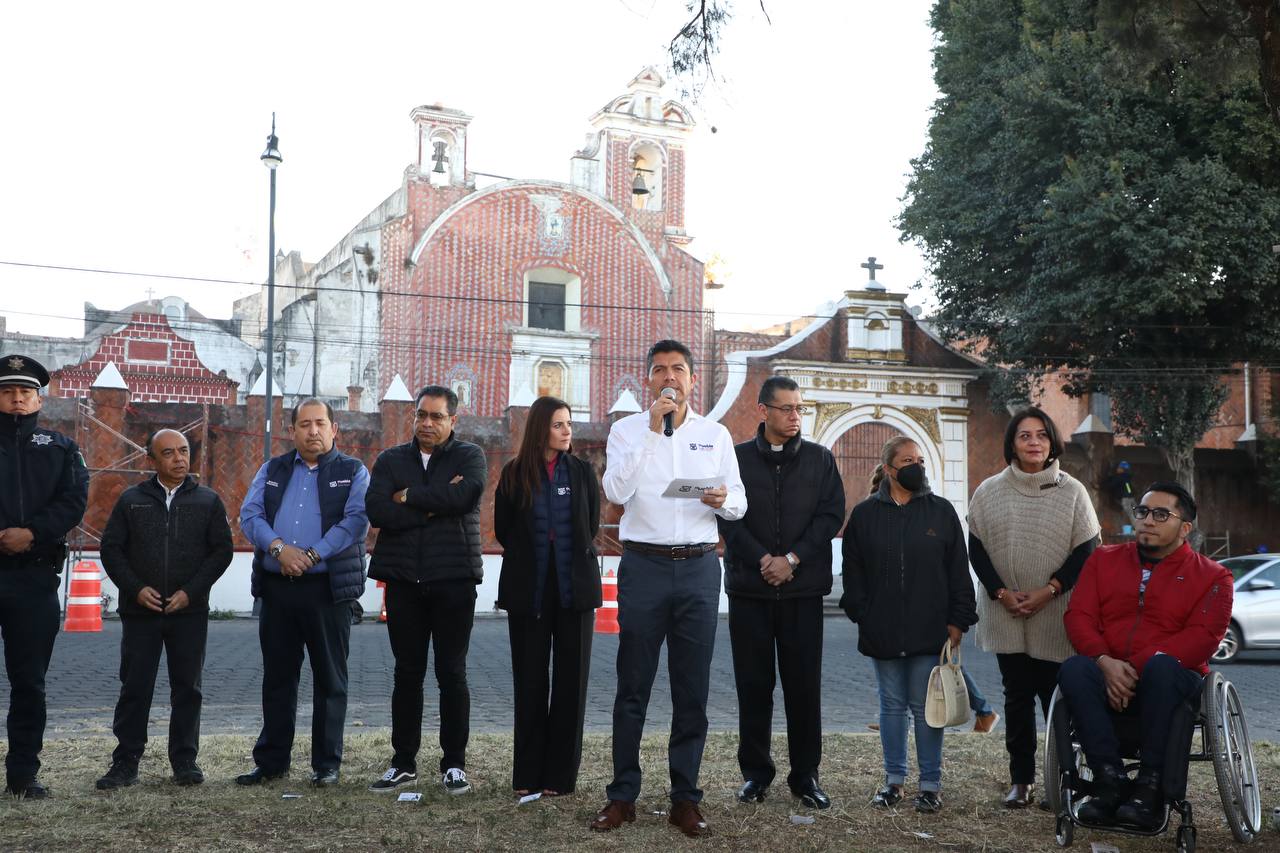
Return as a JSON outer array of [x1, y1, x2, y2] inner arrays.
[[603, 409, 746, 545]]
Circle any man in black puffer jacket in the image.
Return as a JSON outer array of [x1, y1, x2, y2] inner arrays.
[[719, 377, 845, 810], [97, 429, 233, 790], [366, 385, 486, 795]]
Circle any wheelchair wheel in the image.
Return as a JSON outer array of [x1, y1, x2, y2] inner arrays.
[[1044, 690, 1065, 816], [1054, 815, 1074, 848], [1044, 688, 1086, 820], [1176, 823, 1196, 853], [1203, 672, 1262, 842]]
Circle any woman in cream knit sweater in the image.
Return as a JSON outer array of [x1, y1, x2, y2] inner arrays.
[[968, 407, 1099, 809]]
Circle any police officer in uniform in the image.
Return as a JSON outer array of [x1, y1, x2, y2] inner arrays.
[[0, 354, 89, 799]]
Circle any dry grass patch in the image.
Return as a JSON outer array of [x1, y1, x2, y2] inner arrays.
[[2, 732, 1276, 851]]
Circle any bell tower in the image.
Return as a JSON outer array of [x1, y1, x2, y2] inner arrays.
[[570, 68, 694, 241], [410, 103, 472, 188]]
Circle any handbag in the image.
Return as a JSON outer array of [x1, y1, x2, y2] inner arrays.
[[924, 640, 969, 728]]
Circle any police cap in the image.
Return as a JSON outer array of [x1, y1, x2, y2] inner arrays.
[[0, 354, 51, 389]]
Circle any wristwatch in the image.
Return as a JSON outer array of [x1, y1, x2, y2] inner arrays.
[[399, 488, 409, 504], [269, 542, 285, 559], [785, 552, 800, 569]]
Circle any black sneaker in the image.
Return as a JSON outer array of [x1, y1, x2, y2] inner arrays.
[[442, 767, 471, 795], [872, 784, 903, 809], [369, 767, 418, 793], [96, 762, 139, 791], [914, 791, 943, 813], [172, 762, 205, 786], [1115, 770, 1163, 830]]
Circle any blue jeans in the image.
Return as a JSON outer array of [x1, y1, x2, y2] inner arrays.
[[872, 655, 943, 792], [963, 668, 994, 716]]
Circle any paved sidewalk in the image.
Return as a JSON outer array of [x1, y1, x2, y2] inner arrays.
[[3, 616, 1278, 741]]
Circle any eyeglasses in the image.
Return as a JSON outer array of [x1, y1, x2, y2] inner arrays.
[[1132, 505, 1186, 523], [763, 404, 809, 416]]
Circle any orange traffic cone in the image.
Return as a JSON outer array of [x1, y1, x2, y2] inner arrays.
[[377, 580, 388, 622], [64, 560, 104, 632], [594, 568, 619, 634]]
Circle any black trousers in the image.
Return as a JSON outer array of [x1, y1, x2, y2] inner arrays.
[[385, 578, 476, 774], [728, 595, 824, 789], [507, 560, 593, 793], [253, 573, 352, 773], [0, 569, 60, 785], [112, 612, 208, 767], [1059, 653, 1202, 773], [997, 652, 1060, 784], [607, 549, 719, 805]]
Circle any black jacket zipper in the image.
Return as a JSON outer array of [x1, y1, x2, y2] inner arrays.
[[13, 418, 25, 522], [162, 488, 173, 612]]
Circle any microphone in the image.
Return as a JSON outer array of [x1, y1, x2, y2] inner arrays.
[[661, 387, 677, 436]]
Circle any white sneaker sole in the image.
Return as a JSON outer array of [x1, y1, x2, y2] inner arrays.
[[369, 777, 418, 793]]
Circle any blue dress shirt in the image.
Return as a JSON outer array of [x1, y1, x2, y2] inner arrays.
[[240, 452, 370, 575]]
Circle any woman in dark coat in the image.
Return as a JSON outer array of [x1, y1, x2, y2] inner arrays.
[[840, 435, 977, 814], [494, 395, 601, 797]]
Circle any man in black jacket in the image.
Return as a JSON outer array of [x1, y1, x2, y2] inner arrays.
[[719, 376, 845, 809], [366, 385, 486, 795], [96, 429, 233, 789], [0, 354, 89, 799]]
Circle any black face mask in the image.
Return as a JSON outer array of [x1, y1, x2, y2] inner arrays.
[[893, 463, 925, 493]]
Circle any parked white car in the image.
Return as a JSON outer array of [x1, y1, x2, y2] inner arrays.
[[1212, 554, 1280, 664]]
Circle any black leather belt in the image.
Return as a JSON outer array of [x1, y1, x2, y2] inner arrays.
[[623, 541, 717, 560]]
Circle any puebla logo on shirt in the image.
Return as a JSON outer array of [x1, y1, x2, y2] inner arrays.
[[687, 442, 715, 451], [556, 486, 570, 496], [329, 479, 353, 488]]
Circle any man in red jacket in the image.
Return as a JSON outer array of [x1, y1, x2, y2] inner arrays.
[[1059, 482, 1232, 829]]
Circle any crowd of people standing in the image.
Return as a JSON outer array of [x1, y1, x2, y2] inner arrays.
[[0, 343, 1233, 841]]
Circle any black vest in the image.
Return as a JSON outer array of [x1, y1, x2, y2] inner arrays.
[[250, 447, 367, 602]]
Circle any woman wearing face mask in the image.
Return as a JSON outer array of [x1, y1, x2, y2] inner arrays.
[[494, 396, 601, 798], [840, 436, 977, 814], [967, 407, 1099, 809]]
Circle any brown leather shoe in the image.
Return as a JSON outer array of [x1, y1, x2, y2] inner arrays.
[[973, 711, 1000, 733], [1004, 783, 1034, 808], [669, 799, 711, 837], [590, 799, 636, 832]]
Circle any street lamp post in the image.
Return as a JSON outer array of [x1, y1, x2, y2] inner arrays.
[[260, 114, 282, 462]]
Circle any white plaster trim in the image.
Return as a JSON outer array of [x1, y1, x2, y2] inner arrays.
[[609, 388, 642, 414], [382, 374, 414, 402], [91, 361, 129, 390], [1072, 414, 1113, 436], [705, 301, 839, 423], [408, 180, 674, 297]]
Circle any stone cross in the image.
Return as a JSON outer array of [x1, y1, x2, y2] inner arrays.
[[860, 257, 884, 281], [144, 287, 157, 301]]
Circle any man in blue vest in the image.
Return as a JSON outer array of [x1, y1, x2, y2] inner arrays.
[[236, 398, 370, 788]]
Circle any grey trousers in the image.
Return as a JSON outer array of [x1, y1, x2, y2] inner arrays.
[[605, 548, 720, 804]]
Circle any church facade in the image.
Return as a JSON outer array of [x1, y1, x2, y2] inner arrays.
[[236, 69, 707, 419]]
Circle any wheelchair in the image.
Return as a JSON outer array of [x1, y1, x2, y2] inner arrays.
[[1043, 671, 1262, 852]]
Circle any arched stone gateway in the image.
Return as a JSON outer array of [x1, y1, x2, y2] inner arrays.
[[709, 265, 983, 525]]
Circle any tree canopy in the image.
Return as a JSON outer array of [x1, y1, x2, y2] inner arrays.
[[899, 0, 1280, 489]]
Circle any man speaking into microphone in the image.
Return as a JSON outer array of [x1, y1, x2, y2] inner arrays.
[[590, 340, 746, 838]]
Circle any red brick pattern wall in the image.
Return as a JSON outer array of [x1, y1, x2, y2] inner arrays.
[[380, 180, 704, 421], [49, 313, 237, 404]]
